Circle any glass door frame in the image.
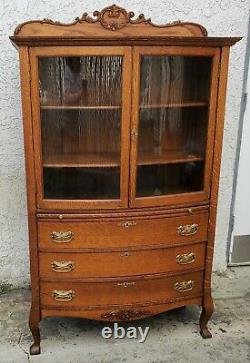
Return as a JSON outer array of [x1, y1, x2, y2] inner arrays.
[[29, 46, 132, 210], [129, 46, 220, 208]]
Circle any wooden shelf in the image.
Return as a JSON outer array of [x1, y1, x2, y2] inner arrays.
[[43, 150, 203, 168], [138, 150, 203, 165], [140, 101, 208, 109], [43, 153, 120, 168], [41, 105, 121, 110], [41, 102, 207, 111], [137, 185, 197, 198]]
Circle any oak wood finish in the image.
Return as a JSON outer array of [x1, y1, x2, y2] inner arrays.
[[40, 270, 204, 308], [140, 101, 208, 108], [12, 4, 208, 38], [30, 46, 132, 210], [18, 47, 41, 355], [41, 296, 202, 320], [10, 4, 240, 47], [43, 150, 203, 168], [11, 4, 241, 354], [43, 152, 120, 168], [37, 204, 209, 219], [129, 46, 220, 208], [41, 105, 121, 110], [38, 212, 208, 250], [39, 242, 206, 278], [200, 46, 231, 339]]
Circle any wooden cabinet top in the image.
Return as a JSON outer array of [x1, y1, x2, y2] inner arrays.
[[10, 4, 241, 48]]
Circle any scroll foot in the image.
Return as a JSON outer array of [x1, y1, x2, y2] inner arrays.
[[30, 342, 41, 355], [29, 308, 41, 355], [199, 298, 214, 339]]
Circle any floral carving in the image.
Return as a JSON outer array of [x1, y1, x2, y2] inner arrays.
[[101, 309, 151, 320], [80, 4, 151, 31], [14, 4, 208, 36]]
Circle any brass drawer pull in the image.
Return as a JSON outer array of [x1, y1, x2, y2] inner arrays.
[[177, 224, 198, 236], [176, 252, 196, 265], [52, 290, 75, 301], [119, 221, 137, 228], [50, 231, 74, 243], [51, 261, 75, 272], [117, 281, 135, 288], [174, 280, 194, 292]]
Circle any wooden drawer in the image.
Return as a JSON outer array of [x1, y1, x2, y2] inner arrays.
[[40, 242, 206, 278], [38, 213, 208, 250], [42, 297, 203, 321], [40, 271, 204, 308]]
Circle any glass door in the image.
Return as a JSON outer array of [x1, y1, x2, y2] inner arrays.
[[30, 47, 131, 209], [130, 47, 220, 207]]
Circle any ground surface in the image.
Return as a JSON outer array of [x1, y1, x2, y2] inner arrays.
[[0, 267, 249, 363]]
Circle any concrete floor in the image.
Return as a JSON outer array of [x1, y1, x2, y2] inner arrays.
[[0, 267, 249, 363]]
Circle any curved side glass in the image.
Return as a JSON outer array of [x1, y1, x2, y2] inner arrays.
[[136, 55, 211, 197]]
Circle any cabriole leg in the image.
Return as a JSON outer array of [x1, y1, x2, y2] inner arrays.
[[29, 307, 41, 355], [199, 297, 214, 339]]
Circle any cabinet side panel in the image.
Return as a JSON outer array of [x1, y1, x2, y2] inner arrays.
[[19, 47, 40, 319], [205, 47, 230, 295]]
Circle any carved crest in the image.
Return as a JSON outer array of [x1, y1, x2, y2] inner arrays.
[[13, 4, 208, 37], [80, 4, 151, 31], [101, 309, 151, 320]]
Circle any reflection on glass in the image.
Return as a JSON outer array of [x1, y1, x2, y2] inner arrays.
[[39, 56, 123, 200], [39, 56, 122, 106], [136, 55, 211, 197]]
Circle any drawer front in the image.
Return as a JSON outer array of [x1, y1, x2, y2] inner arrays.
[[42, 297, 203, 321], [40, 242, 206, 278], [40, 271, 203, 308], [38, 213, 208, 250]]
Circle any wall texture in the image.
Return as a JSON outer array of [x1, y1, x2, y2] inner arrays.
[[0, 0, 249, 288]]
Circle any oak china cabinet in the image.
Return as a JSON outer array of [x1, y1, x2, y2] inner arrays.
[[10, 5, 241, 355]]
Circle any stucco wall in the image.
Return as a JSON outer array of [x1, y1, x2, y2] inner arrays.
[[0, 0, 249, 288]]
